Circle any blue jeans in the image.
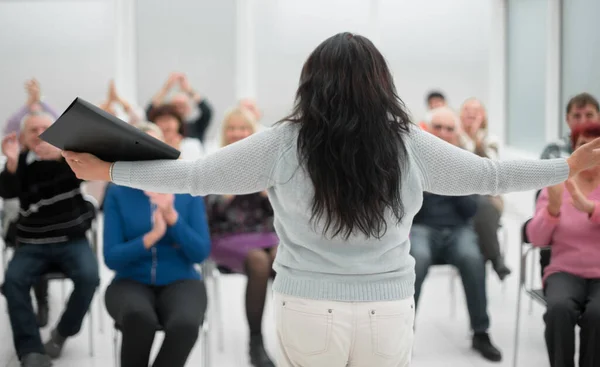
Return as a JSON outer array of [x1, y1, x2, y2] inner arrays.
[[410, 224, 489, 332], [3, 239, 99, 358]]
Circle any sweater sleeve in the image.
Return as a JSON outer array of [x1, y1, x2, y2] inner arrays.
[[409, 126, 570, 196], [525, 188, 559, 246], [102, 186, 150, 271], [166, 196, 211, 264], [111, 125, 288, 196]]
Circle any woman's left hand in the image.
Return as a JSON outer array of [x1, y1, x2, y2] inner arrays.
[[565, 180, 596, 214], [62, 151, 112, 181]]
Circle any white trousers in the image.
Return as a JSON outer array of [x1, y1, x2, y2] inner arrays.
[[274, 292, 415, 367]]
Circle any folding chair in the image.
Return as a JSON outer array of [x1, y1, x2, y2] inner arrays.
[[512, 218, 548, 367]]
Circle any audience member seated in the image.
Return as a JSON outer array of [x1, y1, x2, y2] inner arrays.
[[4, 79, 58, 136], [146, 72, 213, 142], [0, 111, 99, 367], [148, 104, 204, 160], [411, 106, 502, 362], [526, 122, 600, 367], [2, 78, 61, 328], [426, 90, 447, 110], [418, 90, 447, 130], [459, 97, 510, 280], [205, 107, 278, 367], [538, 93, 600, 278], [103, 121, 210, 367]]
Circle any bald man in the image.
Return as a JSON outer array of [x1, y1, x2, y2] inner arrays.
[[410, 107, 502, 362]]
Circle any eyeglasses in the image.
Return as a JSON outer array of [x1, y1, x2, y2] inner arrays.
[[431, 124, 455, 133]]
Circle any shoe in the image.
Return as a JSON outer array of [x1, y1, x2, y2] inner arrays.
[[20, 353, 52, 367], [44, 329, 66, 359], [36, 303, 49, 328], [472, 332, 502, 362], [249, 335, 275, 367], [492, 257, 512, 281]]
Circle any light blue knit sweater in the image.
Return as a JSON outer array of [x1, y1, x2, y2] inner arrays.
[[112, 123, 569, 302]]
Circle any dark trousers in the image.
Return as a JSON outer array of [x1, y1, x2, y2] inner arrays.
[[105, 279, 208, 367], [473, 196, 502, 262], [410, 224, 490, 332], [3, 239, 99, 358], [544, 272, 600, 367]]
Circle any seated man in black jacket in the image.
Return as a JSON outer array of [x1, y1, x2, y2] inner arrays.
[[410, 107, 501, 362], [0, 111, 99, 367]]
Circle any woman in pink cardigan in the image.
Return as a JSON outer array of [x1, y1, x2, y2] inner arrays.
[[527, 122, 600, 367]]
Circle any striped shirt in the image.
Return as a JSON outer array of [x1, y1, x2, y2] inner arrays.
[[0, 152, 93, 245]]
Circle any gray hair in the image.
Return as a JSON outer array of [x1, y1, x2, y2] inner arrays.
[[132, 120, 164, 140], [19, 110, 55, 131], [427, 106, 461, 129]]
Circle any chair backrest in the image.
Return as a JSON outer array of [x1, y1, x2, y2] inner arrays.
[[521, 218, 533, 244]]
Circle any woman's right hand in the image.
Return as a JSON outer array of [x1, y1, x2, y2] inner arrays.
[[143, 210, 167, 249], [566, 137, 600, 177], [546, 183, 563, 216]]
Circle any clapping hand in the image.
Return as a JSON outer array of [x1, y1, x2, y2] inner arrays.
[[565, 180, 596, 215], [145, 192, 178, 225], [567, 137, 600, 177], [25, 79, 41, 106], [2, 133, 20, 173], [546, 183, 564, 216]]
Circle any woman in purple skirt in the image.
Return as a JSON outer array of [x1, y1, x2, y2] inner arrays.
[[205, 106, 278, 367]]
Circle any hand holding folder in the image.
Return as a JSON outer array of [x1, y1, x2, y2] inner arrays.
[[40, 97, 180, 162]]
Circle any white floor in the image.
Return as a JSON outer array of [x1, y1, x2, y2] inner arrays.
[[0, 191, 552, 367]]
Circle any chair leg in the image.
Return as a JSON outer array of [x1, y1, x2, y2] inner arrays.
[[449, 270, 457, 318], [202, 321, 210, 367], [88, 307, 94, 357], [113, 327, 119, 367], [501, 227, 509, 294], [513, 278, 523, 367], [61, 282, 66, 304], [527, 252, 535, 314], [213, 268, 224, 352], [98, 290, 105, 334]]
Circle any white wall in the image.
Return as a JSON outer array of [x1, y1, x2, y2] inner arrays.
[[379, 0, 492, 123], [253, 0, 493, 126], [135, 0, 237, 142], [0, 0, 496, 144], [0, 0, 116, 122]]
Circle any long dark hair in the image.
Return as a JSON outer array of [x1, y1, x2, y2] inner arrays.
[[280, 32, 412, 239]]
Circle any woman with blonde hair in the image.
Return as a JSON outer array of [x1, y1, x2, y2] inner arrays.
[[459, 98, 510, 280], [207, 107, 278, 367]]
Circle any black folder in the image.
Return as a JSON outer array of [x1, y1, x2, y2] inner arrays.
[[39, 97, 180, 162]]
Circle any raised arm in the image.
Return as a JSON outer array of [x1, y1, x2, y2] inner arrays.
[[110, 124, 289, 196], [409, 126, 570, 196], [526, 188, 559, 246]]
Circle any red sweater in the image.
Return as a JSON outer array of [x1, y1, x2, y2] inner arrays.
[[527, 185, 600, 283]]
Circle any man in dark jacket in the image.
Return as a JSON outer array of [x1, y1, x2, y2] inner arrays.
[[0, 111, 99, 367], [411, 106, 501, 362]]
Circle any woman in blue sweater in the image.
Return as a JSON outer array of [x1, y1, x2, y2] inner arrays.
[[103, 121, 210, 367]]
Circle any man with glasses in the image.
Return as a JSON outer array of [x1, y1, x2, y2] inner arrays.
[[410, 107, 502, 362]]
